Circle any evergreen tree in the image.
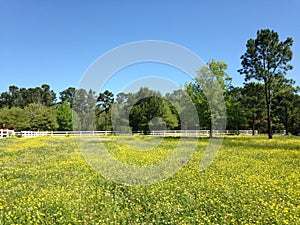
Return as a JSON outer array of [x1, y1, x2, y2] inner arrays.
[[239, 29, 293, 139]]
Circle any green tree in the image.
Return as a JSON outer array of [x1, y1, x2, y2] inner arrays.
[[238, 29, 293, 139], [25, 103, 58, 131], [0, 107, 30, 130], [55, 102, 74, 131], [226, 87, 247, 132], [9, 85, 22, 107], [73, 89, 96, 130], [114, 87, 178, 134], [59, 87, 76, 108], [27, 87, 43, 105], [242, 82, 266, 135], [185, 81, 211, 130], [273, 78, 299, 135], [129, 95, 178, 134], [0, 85, 57, 109], [19, 88, 29, 108], [96, 90, 114, 130], [165, 89, 193, 130], [41, 84, 56, 107], [290, 94, 300, 135], [0, 86, 20, 108], [111, 92, 130, 131], [0, 91, 11, 108], [187, 59, 229, 138]]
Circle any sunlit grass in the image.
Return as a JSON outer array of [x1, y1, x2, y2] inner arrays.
[[0, 135, 299, 224]]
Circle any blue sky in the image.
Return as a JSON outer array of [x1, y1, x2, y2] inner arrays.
[[1, 0, 299, 96]]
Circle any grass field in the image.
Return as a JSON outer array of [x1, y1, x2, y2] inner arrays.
[[0, 135, 299, 224]]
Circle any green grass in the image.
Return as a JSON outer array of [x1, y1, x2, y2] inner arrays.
[[0, 135, 299, 224]]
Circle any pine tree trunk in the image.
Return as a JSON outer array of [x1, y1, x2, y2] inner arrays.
[[252, 110, 255, 136], [285, 106, 288, 135], [267, 102, 272, 139], [265, 82, 272, 139]]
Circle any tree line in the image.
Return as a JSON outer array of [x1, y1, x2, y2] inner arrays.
[[0, 29, 299, 137]]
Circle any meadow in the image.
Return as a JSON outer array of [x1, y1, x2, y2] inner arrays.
[[0, 135, 299, 224]]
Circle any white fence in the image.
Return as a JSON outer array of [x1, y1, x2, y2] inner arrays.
[[0, 129, 15, 138], [13, 130, 114, 138], [0, 130, 258, 138], [150, 130, 258, 136], [19, 131, 49, 138]]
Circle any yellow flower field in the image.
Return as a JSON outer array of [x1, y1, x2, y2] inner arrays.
[[0, 135, 299, 224]]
